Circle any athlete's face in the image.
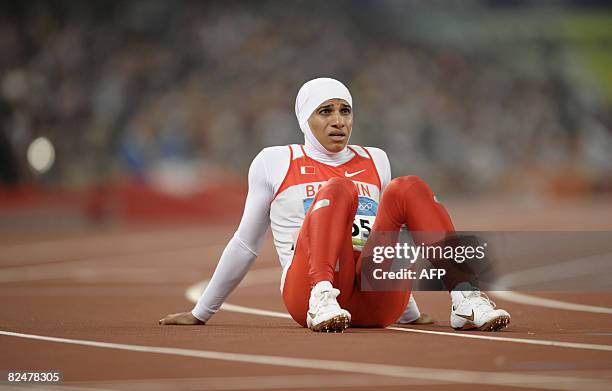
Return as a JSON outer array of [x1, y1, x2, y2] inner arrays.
[[307, 98, 353, 153]]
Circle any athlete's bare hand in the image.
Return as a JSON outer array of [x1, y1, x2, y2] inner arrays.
[[159, 312, 205, 325]]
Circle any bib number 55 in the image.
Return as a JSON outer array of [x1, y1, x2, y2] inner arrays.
[[352, 217, 372, 239]]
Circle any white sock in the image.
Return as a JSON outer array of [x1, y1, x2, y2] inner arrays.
[[398, 294, 421, 323]]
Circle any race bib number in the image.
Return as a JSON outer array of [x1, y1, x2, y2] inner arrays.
[[351, 197, 378, 250]]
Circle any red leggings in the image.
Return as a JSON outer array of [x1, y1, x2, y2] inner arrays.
[[282, 176, 455, 328]]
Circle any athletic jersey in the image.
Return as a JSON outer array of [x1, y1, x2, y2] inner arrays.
[[191, 143, 391, 322], [271, 144, 382, 270]]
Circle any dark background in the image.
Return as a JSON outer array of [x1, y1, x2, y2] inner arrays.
[[1, 0, 611, 227]]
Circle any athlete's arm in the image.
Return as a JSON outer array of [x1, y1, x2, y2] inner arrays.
[[366, 147, 392, 189], [159, 150, 274, 325]]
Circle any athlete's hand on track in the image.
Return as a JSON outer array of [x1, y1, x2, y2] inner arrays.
[[159, 312, 205, 325]]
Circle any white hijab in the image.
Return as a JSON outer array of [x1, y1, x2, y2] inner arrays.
[[295, 78, 354, 166]]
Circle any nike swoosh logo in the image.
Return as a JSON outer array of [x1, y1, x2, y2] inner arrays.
[[456, 310, 474, 322], [344, 169, 365, 178]]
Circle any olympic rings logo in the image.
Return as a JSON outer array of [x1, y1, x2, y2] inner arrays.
[[358, 202, 373, 211]]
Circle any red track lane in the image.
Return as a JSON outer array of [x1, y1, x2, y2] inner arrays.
[[2, 199, 612, 390]]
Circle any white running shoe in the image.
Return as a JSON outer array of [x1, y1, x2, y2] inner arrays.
[[450, 290, 510, 331], [306, 287, 351, 333]]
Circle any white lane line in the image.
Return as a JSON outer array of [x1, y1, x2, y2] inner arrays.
[[66, 374, 450, 390], [0, 265, 195, 284], [0, 286, 186, 297], [186, 267, 612, 352], [0, 242, 226, 284], [0, 227, 221, 255], [1, 330, 610, 391], [185, 268, 291, 319], [0, 243, 224, 281], [215, 303, 612, 352], [490, 253, 612, 314], [386, 327, 612, 352], [2, 240, 611, 390], [491, 291, 612, 315], [494, 252, 612, 290], [0, 384, 113, 391], [0, 227, 228, 268], [221, 303, 292, 319]]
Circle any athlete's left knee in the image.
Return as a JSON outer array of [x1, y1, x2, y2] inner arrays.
[[384, 176, 433, 199]]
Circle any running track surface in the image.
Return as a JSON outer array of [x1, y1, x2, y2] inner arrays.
[[1, 197, 611, 391]]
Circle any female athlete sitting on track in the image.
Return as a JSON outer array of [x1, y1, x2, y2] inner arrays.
[[160, 78, 510, 332]]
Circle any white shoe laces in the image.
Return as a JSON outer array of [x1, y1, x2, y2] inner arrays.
[[466, 290, 496, 310], [314, 289, 340, 312]]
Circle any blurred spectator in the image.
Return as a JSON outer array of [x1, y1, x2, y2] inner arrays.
[[0, 0, 610, 195]]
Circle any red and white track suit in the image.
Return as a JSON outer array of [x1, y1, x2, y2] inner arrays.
[[192, 143, 456, 327], [191, 143, 390, 322]]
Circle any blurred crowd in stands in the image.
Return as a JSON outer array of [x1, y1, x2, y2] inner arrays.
[[1, 0, 611, 195]]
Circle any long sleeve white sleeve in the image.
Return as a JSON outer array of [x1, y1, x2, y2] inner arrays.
[[191, 150, 275, 322], [366, 147, 392, 189]]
